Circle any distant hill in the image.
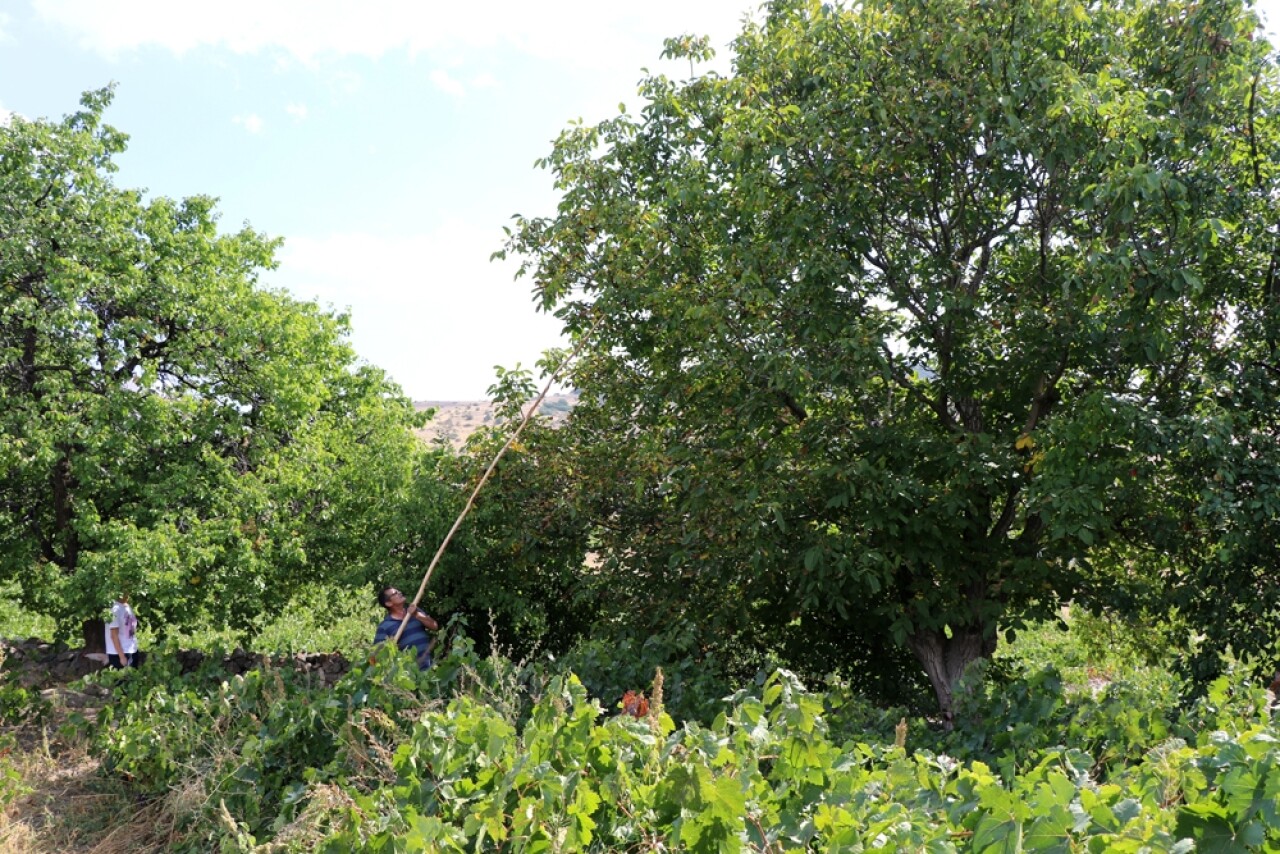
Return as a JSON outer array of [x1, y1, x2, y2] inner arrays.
[[412, 392, 576, 450]]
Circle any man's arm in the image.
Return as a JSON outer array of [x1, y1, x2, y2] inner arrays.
[[414, 610, 439, 632]]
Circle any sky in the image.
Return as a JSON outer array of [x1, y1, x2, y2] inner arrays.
[[0, 0, 757, 400], [1, 0, 1277, 401]]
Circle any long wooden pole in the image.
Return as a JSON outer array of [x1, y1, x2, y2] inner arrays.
[[393, 326, 595, 644]]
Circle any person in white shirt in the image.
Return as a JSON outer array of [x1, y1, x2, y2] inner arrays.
[[105, 593, 139, 669]]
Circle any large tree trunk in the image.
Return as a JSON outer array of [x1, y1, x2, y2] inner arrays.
[[908, 625, 996, 728], [82, 617, 105, 654]]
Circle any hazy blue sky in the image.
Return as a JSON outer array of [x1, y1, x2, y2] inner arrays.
[[0, 0, 755, 399], [2, 1, 1276, 399]]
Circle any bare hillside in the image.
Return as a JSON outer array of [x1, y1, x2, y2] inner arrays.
[[412, 393, 575, 450]]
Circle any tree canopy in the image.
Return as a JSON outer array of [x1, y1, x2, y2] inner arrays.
[[0, 88, 436, 637], [506, 0, 1280, 713]]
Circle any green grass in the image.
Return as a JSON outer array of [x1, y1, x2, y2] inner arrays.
[[993, 605, 1181, 687], [0, 582, 57, 642]]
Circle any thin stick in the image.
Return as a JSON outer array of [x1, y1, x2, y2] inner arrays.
[[393, 322, 596, 643]]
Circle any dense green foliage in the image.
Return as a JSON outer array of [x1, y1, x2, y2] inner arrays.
[[408, 368, 600, 660], [6, 5, 1280, 847], [0, 582, 54, 642], [502, 0, 1280, 712], [33, 627, 1277, 853], [0, 88, 449, 638]]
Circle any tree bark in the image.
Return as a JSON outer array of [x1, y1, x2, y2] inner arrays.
[[81, 617, 105, 654], [51, 452, 80, 571], [907, 625, 996, 728]]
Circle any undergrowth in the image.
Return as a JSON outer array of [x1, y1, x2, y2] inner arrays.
[[61, 623, 1280, 851], [7, 615, 1280, 852]]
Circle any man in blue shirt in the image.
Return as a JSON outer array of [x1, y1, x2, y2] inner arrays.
[[374, 586, 439, 668]]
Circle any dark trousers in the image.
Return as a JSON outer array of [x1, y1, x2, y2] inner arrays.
[[108, 653, 134, 669]]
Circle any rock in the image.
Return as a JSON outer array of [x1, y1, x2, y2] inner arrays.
[[2, 636, 352, 689]]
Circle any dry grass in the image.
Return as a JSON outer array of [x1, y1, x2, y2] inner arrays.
[[0, 732, 150, 854], [0, 727, 252, 853], [264, 783, 359, 852], [0, 686, 185, 854], [1, 675, 413, 853]]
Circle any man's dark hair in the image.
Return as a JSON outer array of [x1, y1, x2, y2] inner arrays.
[[377, 587, 396, 608]]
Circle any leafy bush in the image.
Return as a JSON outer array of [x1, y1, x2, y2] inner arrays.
[[995, 610, 1183, 686], [150, 582, 383, 657], [89, 626, 566, 849], [939, 657, 1185, 779], [0, 679, 50, 729], [80, 632, 1280, 853], [251, 582, 381, 656], [72, 600, 1280, 852], [0, 647, 51, 728], [91, 644, 427, 850], [560, 629, 736, 723], [0, 731, 28, 811], [314, 666, 1280, 852]]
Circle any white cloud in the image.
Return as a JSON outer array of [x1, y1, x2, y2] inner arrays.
[[0, 12, 11, 42], [275, 224, 564, 400], [285, 102, 308, 121], [30, 0, 756, 69], [329, 70, 363, 94], [428, 69, 465, 98], [232, 113, 264, 133], [470, 72, 498, 91]]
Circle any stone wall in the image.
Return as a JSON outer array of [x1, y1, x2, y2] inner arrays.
[[0, 638, 352, 689]]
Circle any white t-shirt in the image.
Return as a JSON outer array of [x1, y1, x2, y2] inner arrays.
[[104, 601, 138, 655]]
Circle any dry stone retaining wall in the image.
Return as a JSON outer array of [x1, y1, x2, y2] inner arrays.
[[0, 637, 352, 688]]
